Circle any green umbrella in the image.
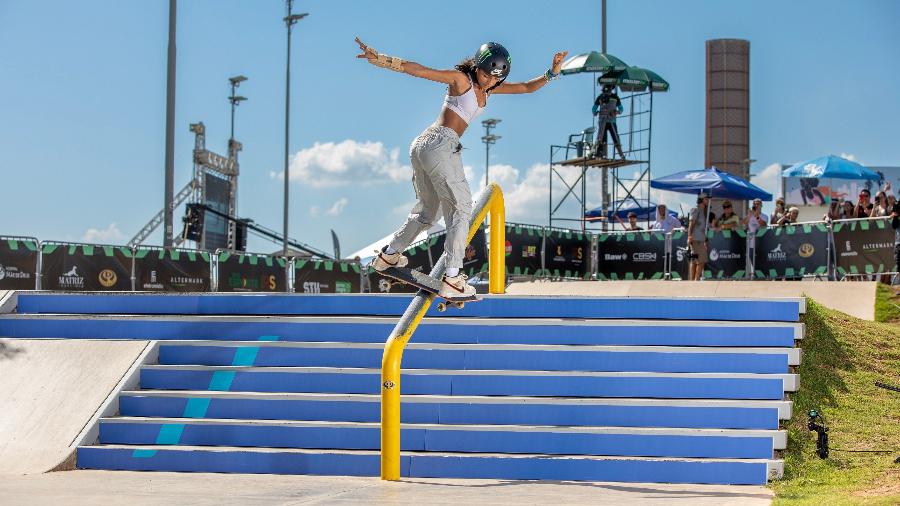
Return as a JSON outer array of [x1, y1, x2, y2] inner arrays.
[[560, 51, 629, 75], [599, 66, 670, 92]]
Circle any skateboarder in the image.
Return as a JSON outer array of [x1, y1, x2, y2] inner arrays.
[[356, 37, 567, 299]]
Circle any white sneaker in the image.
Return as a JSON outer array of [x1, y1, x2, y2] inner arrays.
[[440, 273, 476, 299], [371, 248, 408, 271]]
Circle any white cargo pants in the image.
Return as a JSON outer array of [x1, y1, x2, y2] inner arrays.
[[388, 125, 473, 270]]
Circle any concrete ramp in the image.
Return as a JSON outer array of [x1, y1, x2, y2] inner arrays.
[[507, 280, 876, 320], [0, 339, 148, 474]]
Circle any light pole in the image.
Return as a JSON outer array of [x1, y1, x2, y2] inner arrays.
[[228, 75, 247, 141], [481, 118, 501, 187], [163, 0, 177, 248], [283, 1, 308, 256]]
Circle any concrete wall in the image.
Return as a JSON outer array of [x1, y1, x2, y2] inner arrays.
[[507, 280, 876, 321], [0, 339, 149, 475]]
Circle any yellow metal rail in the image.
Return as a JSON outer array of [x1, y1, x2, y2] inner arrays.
[[380, 183, 505, 480]]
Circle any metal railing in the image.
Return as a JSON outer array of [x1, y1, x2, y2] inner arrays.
[[380, 183, 505, 481]]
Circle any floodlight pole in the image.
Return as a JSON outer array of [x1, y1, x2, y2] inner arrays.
[[283, 1, 308, 256], [601, 0, 607, 53], [481, 118, 501, 187], [228, 75, 248, 141], [163, 0, 177, 248]]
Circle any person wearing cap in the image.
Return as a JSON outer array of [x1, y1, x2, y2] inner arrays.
[[687, 193, 710, 280], [651, 204, 682, 233], [777, 206, 800, 226], [615, 211, 643, 231], [714, 200, 740, 231]]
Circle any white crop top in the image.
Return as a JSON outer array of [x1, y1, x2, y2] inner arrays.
[[443, 76, 484, 124]]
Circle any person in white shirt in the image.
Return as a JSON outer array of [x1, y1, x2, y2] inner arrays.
[[650, 204, 683, 233], [744, 198, 768, 272]]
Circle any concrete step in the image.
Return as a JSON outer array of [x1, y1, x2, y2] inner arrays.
[[76, 445, 783, 485], [139, 365, 797, 400], [158, 341, 799, 374], [0, 315, 804, 347], [97, 417, 784, 459], [16, 292, 804, 321]]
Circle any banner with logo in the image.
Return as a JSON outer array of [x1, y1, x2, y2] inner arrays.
[[215, 251, 283, 292], [0, 237, 39, 290], [543, 228, 591, 279], [40, 243, 133, 291], [294, 259, 362, 294], [832, 219, 896, 276], [753, 223, 830, 279], [426, 227, 489, 276], [669, 230, 691, 280], [703, 229, 747, 279], [595, 231, 667, 280], [504, 223, 544, 277], [133, 248, 211, 292], [402, 237, 434, 273]]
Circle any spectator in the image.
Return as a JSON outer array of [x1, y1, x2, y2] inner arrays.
[[715, 200, 741, 231], [841, 200, 856, 219], [770, 198, 786, 226], [823, 200, 842, 222], [687, 193, 710, 281], [744, 198, 768, 271], [855, 189, 874, 218], [778, 206, 800, 226], [650, 204, 682, 233], [615, 211, 643, 231], [873, 191, 890, 217]]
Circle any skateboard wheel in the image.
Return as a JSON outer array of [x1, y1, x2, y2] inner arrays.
[[455, 302, 465, 309], [437, 303, 447, 312]]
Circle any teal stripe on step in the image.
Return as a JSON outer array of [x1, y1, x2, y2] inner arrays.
[[156, 424, 185, 444], [209, 371, 236, 391], [183, 397, 211, 418], [232, 347, 259, 366], [259, 335, 280, 341], [132, 449, 157, 458]]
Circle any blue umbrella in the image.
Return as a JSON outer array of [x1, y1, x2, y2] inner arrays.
[[585, 200, 677, 221], [650, 167, 773, 201], [782, 155, 880, 181]]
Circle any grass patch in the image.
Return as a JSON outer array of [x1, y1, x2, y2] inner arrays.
[[874, 283, 900, 323], [771, 299, 900, 505]]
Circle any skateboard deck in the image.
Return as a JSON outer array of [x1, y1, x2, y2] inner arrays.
[[379, 266, 479, 310]]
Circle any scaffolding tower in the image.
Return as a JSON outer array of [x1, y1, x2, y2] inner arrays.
[[549, 90, 654, 232]]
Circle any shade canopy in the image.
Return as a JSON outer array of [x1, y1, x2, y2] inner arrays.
[[782, 155, 880, 181], [598, 66, 670, 92], [650, 167, 773, 201], [560, 51, 629, 75], [585, 199, 678, 221]]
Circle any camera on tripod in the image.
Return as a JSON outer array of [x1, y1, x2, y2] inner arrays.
[[807, 409, 829, 459]]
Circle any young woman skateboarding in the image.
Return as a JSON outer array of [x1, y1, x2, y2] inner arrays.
[[356, 37, 567, 299]]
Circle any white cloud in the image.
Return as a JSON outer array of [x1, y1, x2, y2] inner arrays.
[[82, 223, 124, 244], [325, 198, 348, 216], [753, 163, 783, 200], [839, 152, 858, 162], [271, 140, 411, 187]]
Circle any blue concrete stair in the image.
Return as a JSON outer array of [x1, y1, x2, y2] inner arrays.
[[0, 292, 803, 484]]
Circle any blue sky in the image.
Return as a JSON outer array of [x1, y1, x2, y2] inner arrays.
[[1, 0, 898, 255]]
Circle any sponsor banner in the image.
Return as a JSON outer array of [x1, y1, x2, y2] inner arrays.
[[40, 243, 132, 291], [544, 228, 591, 279], [426, 227, 489, 277], [753, 223, 829, 279], [832, 219, 896, 276], [0, 237, 39, 290], [403, 237, 433, 273], [215, 251, 283, 293], [294, 259, 362, 294], [134, 248, 211, 292], [670, 230, 691, 280], [704, 229, 747, 280], [505, 223, 544, 277], [595, 231, 667, 280]]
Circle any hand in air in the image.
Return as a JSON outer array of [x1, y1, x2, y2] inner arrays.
[[355, 37, 376, 62], [551, 51, 569, 74]]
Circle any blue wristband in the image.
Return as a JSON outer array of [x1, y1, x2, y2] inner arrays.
[[545, 69, 559, 82]]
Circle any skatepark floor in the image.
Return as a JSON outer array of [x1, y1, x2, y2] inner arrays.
[[0, 471, 774, 506]]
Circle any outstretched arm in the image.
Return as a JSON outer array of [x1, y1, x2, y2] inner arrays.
[[355, 37, 466, 87], [493, 51, 568, 95]]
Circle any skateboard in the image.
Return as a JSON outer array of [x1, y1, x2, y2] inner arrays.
[[379, 266, 480, 312]]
